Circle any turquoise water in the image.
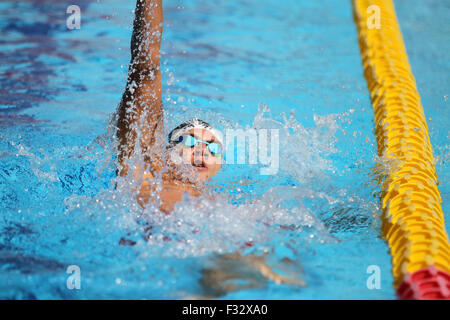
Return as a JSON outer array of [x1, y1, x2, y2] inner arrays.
[[0, 0, 448, 299]]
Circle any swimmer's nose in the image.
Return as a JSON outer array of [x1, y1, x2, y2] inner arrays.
[[192, 143, 209, 165]]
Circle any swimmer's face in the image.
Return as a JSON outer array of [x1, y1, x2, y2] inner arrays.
[[173, 128, 222, 181]]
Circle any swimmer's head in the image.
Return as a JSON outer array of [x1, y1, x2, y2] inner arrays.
[[167, 118, 223, 181]]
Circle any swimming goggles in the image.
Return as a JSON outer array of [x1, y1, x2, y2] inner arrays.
[[176, 134, 222, 157]]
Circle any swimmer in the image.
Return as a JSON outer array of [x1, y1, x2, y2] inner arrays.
[[116, 0, 222, 213], [115, 0, 305, 295]]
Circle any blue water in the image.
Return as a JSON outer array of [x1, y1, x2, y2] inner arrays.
[[0, 0, 448, 299]]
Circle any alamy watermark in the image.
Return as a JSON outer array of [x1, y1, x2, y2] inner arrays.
[[224, 128, 279, 175], [66, 265, 81, 290], [172, 127, 280, 175], [366, 265, 381, 290], [66, 5, 81, 30], [366, 5, 381, 29]]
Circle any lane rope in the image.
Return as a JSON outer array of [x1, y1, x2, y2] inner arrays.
[[352, 0, 450, 299]]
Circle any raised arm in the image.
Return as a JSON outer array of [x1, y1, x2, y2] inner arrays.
[[116, 0, 163, 176]]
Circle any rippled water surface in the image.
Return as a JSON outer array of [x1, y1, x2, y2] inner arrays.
[[0, 0, 448, 299]]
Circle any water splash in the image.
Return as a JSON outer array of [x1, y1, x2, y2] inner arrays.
[[0, 104, 382, 298]]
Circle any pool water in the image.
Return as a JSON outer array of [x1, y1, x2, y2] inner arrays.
[[0, 0, 448, 299]]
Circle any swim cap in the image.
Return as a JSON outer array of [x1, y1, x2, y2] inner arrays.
[[167, 118, 223, 146]]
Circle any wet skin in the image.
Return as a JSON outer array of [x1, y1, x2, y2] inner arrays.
[[137, 127, 222, 213]]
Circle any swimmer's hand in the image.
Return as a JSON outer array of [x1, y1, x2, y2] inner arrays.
[[199, 252, 305, 297]]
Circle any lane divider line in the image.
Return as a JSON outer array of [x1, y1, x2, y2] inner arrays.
[[352, 0, 450, 299]]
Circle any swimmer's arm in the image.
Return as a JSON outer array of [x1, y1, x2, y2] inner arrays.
[[116, 0, 164, 176]]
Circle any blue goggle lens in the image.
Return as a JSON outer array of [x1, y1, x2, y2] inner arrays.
[[178, 135, 222, 157]]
